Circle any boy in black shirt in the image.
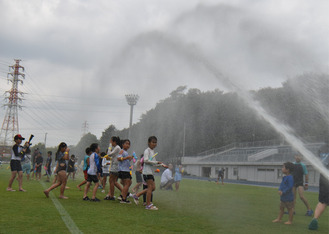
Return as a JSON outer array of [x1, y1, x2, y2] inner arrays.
[[7, 134, 29, 192]]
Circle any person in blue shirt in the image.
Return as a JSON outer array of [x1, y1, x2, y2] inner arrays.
[[77, 148, 92, 191], [175, 165, 183, 191], [118, 139, 133, 204], [273, 162, 295, 225], [83, 143, 102, 202]]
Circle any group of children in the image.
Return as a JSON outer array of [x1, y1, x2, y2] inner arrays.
[[6, 133, 329, 222], [78, 136, 167, 210]]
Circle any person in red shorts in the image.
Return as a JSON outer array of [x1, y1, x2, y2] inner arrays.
[[77, 148, 92, 191]]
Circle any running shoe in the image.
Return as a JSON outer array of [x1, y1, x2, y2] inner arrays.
[[132, 194, 139, 205], [145, 205, 158, 210], [83, 196, 90, 201], [117, 195, 123, 201], [308, 218, 318, 230], [104, 196, 115, 201], [120, 200, 131, 204], [90, 197, 100, 202], [305, 210, 314, 216], [101, 190, 105, 193]]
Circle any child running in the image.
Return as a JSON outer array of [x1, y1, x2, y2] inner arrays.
[[132, 136, 167, 210], [83, 143, 102, 202], [44, 142, 70, 199], [101, 152, 111, 193], [77, 148, 92, 191], [132, 154, 143, 194], [272, 162, 295, 225], [104, 137, 123, 200], [118, 139, 133, 204]]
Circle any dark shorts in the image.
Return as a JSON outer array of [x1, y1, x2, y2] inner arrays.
[[294, 181, 304, 188], [119, 171, 132, 180], [36, 166, 42, 173], [87, 174, 99, 183], [110, 171, 119, 177], [83, 170, 88, 180], [319, 175, 329, 205], [103, 173, 110, 177], [10, 160, 22, 172], [280, 201, 294, 209], [135, 171, 143, 183], [67, 166, 75, 173], [143, 174, 155, 182]]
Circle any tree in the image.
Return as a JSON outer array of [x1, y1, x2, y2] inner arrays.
[[71, 133, 99, 163], [100, 125, 117, 152]]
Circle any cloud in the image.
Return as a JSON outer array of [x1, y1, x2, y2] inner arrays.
[[0, 0, 328, 146]]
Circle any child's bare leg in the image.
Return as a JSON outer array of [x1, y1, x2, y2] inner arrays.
[[102, 176, 106, 189], [8, 171, 17, 189], [108, 174, 115, 197], [92, 182, 99, 199], [115, 180, 123, 192], [44, 182, 61, 197], [18, 171, 24, 190], [122, 179, 131, 200], [146, 180, 155, 206], [78, 180, 86, 190], [58, 172, 68, 199], [272, 207, 284, 223], [83, 182, 91, 198], [132, 182, 142, 193], [314, 202, 327, 219], [285, 208, 294, 224]]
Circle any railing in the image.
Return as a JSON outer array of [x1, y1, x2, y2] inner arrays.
[[197, 137, 322, 157]]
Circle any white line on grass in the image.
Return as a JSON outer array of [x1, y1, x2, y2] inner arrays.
[[40, 181, 83, 234]]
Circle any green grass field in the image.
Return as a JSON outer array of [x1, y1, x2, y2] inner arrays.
[[0, 167, 328, 234]]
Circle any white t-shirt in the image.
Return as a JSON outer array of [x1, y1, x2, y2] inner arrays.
[[161, 168, 173, 184], [102, 157, 111, 173], [142, 147, 159, 175], [108, 145, 121, 172], [87, 153, 98, 175]]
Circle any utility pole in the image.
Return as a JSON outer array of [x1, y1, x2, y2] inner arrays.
[[0, 59, 25, 146], [182, 122, 186, 158], [82, 121, 89, 136], [125, 94, 139, 138], [44, 132, 48, 149]]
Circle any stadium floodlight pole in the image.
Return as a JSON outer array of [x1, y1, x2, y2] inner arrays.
[[125, 94, 139, 138]]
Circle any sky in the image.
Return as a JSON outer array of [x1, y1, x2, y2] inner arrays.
[[0, 0, 328, 147]]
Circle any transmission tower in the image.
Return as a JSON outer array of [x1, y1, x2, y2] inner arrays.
[[82, 120, 89, 136], [0, 59, 25, 146]]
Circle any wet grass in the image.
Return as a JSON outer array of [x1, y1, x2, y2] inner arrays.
[[0, 167, 328, 233]]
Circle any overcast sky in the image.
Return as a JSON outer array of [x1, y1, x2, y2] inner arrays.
[[0, 0, 328, 147]]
